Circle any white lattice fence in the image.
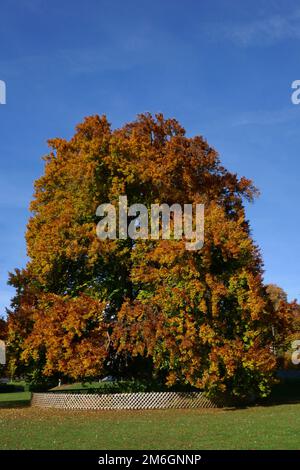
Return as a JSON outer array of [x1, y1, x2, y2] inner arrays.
[[31, 391, 223, 410]]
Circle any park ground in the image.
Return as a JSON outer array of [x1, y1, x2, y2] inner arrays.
[[0, 388, 300, 449]]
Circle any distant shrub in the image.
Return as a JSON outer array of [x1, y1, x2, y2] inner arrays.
[[50, 379, 197, 395], [0, 383, 25, 393]]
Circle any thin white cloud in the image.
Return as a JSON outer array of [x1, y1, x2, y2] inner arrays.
[[209, 9, 300, 46], [0, 24, 174, 78], [230, 107, 299, 126]]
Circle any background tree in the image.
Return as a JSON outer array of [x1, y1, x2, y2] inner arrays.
[[266, 284, 288, 312], [7, 113, 292, 398], [0, 317, 7, 341], [265, 283, 300, 367], [0, 314, 7, 376]]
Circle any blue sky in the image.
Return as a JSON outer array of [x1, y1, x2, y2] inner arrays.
[[1, 0, 300, 315]]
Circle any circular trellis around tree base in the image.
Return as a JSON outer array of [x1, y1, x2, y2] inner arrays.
[[31, 391, 226, 410]]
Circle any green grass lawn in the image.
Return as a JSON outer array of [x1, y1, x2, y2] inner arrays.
[[0, 391, 31, 408], [0, 380, 299, 450], [0, 403, 300, 450]]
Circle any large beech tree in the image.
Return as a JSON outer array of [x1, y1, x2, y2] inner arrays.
[[7, 113, 292, 398]]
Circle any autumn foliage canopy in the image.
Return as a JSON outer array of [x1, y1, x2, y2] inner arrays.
[[6, 113, 292, 398]]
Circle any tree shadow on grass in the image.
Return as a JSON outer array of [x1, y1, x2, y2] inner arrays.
[[208, 378, 300, 412], [259, 380, 300, 407], [0, 400, 30, 409], [224, 380, 300, 411]]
